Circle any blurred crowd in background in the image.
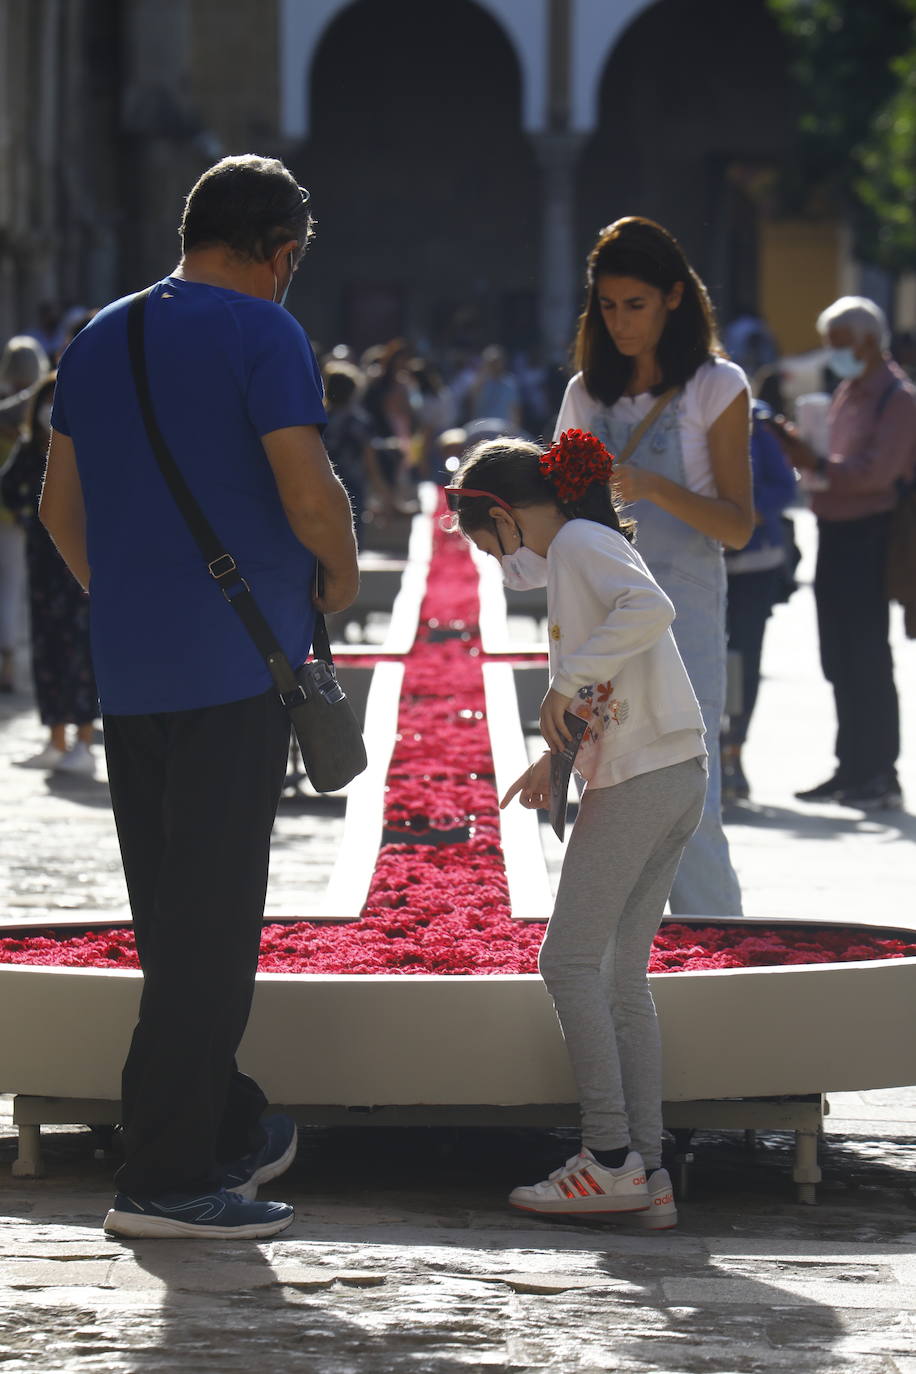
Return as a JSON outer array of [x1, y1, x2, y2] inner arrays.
[[1, 292, 914, 790]]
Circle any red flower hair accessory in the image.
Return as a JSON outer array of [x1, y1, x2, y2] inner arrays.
[[539, 429, 615, 503]]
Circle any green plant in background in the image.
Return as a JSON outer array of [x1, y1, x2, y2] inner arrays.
[[856, 42, 916, 267], [768, 0, 916, 270]]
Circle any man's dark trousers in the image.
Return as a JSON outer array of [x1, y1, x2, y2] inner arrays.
[[815, 512, 899, 787], [104, 686, 291, 1197]]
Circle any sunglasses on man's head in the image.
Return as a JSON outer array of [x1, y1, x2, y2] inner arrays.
[[444, 485, 513, 514]]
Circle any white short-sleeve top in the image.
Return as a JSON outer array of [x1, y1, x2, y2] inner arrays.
[[555, 358, 750, 498]]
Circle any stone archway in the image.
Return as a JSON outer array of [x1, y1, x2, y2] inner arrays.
[[573, 0, 796, 325], [279, 0, 547, 139], [287, 0, 539, 357]]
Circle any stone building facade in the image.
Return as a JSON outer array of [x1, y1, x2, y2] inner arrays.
[[0, 0, 872, 361]]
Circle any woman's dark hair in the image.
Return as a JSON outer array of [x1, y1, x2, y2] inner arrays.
[[180, 154, 315, 262], [574, 216, 722, 406], [409, 358, 443, 396], [451, 437, 633, 542], [323, 361, 362, 408]]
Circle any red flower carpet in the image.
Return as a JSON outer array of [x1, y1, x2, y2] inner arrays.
[[3, 504, 913, 975], [0, 920, 913, 976]]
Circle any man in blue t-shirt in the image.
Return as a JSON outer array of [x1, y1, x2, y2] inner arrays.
[[41, 154, 359, 1240]]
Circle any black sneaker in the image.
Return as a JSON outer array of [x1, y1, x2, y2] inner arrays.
[[103, 1187, 294, 1239], [838, 775, 903, 812], [794, 775, 849, 802]]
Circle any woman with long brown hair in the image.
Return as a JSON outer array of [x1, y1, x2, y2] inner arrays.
[[555, 217, 754, 915]]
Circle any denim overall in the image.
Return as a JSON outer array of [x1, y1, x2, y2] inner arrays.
[[593, 399, 743, 916]]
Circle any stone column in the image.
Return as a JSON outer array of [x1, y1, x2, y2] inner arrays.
[[29, 0, 62, 312], [530, 0, 583, 366], [531, 131, 586, 365], [0, 0, 21, 341], [121, 0, 199, 285]]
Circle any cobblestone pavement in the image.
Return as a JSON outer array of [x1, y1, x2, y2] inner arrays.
[[0, 1100, 914, 1372], [1, 508, 914, 1370]]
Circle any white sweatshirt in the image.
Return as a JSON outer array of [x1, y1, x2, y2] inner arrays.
[[541, 520, 706, 788]]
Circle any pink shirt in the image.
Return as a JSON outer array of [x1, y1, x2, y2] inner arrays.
[[813, 359, 916, 522]]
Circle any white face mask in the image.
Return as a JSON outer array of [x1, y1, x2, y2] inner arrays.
[[501, 546, 548, 591]]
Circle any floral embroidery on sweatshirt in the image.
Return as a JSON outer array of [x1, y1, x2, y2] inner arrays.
[[572, 681, 629, 747]]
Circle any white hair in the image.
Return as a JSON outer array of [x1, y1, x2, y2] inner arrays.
[[0, 335, 49, 392], [816, 296, 889, 349]]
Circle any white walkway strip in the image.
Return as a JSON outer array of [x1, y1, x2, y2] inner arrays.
[[482, 661, 554, 922], [314, 661, 405, 920]]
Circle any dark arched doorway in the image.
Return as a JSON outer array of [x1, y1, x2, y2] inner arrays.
[[289, 0, 538, 356], [575, 0, 796, 323]]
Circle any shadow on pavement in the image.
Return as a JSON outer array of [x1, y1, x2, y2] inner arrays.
[[43, 774, 112, 809], [725, 797, 916, 844]]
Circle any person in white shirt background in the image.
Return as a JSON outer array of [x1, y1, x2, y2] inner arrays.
[[446, 430, 707, 1229], [555, 217, 754, 917]]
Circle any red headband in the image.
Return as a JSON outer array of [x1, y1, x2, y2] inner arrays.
[[539, 429, 615, 503]]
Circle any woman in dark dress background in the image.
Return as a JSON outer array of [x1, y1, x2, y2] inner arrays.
[[1, 374, 98, 773]]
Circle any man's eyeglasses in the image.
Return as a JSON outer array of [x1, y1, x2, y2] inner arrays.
[[444, 485, 513, 514]]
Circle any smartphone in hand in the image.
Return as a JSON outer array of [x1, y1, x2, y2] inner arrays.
[[549, 711, 588, 841]]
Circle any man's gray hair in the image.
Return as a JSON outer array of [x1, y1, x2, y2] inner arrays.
[[816, 296, 890, 349]]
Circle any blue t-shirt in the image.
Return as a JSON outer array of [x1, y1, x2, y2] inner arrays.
[[51, 278, 327, 714]]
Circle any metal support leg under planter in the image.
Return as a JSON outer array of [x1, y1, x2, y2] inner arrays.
[[662, 1094, 825, 1204], [12, 1096, 119, 1178], [11, 1093, 825, 1201]]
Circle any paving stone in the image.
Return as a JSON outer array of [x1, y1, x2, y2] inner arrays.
[[0, 1241, 121, 1260], [103, 1258, 284, 1292], [463, 1216, 708, 1253], [713, 1236, 916, 1258], [0, 1259, 114, 1288], [661, 1275, 916, 1310], [468, 1270, 642, 1294]]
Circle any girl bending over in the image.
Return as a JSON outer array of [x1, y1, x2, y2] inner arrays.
[[447, 430, 707, 1227]]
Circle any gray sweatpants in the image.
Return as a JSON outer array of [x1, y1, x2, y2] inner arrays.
[[538, 757, 706, 1168]]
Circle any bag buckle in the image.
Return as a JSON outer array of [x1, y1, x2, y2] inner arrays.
[[221, 577, 250, 603], [281, 684, 308, 709], [208, 553, 236, 581]]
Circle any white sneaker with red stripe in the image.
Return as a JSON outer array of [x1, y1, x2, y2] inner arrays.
[[637, 1168, 678, 1230], [508, 1149, 649, 1215]]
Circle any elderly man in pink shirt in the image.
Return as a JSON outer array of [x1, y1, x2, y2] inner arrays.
[[768, 296, 916, 811]]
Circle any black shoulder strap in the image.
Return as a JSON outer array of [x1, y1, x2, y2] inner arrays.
[[126, 288, 331, 701]]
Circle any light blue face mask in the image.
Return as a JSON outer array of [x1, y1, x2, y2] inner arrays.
[[274, 251, 294, 309], [828, 346, 866, 379]]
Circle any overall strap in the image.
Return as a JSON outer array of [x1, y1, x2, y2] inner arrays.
[[125, 288, 329, 705], [876, 377, 901, 418], [617, 387, 679, 464]]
